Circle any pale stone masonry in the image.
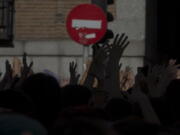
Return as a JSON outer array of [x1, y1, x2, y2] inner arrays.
[[15, 0, 115, 39], [15, 0, 58, 39]]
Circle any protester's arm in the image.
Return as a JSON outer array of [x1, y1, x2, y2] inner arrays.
[[0, 60, 14, 90], [137, 94, 161, 125], [104, 33, 130, 97], [69, 61, 80, 85], [14, 53, 33, 89], [21, 53, 33, 79], [83, 43, 110, 89], [127, 73, 161, 125]]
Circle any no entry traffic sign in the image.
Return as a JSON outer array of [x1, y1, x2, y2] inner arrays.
[[66, 4, 107, 45]]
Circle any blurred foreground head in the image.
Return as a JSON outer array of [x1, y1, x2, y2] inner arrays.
[[51, 116, 118, 135], [105, 98, 133, 121], [0, 114, 47, 135]]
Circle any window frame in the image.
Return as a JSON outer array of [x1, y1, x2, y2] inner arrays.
[[0, 0, 15, 47]]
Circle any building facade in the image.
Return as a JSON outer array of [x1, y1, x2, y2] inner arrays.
[[0, 0, 145, 81]]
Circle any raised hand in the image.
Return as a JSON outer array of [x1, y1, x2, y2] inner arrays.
[[5, 60, 13, 81], [13, 53, 33, 90], [69, 61, 80, 85], [0, 60, 13, 90], [146, 60, 180, 98], [164, 59, 180, 80], [89, 42, 111, 81], [12, 57, 21, 77], [21, 53, 33, 79], [109, 33, 130, 63], [120, 66, 135, 91], [105, 33, 130, 80], [155, 60, 180, 97], [83, 42, 111, 89]]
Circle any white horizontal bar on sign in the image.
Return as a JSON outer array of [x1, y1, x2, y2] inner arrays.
[[85, 33, 96, 39], [72, 19, 102, 29]]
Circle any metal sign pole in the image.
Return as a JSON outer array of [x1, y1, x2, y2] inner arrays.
[[83, 45, 89, 72]]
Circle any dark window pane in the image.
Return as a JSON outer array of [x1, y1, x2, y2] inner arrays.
[[0, 0, 14, 47], [0, 0, 2, 7]]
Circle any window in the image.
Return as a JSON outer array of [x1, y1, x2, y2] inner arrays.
[[0, 0, 14, 47]]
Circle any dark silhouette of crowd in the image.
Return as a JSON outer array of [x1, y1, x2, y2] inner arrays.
[[1, 33, 180, 135]]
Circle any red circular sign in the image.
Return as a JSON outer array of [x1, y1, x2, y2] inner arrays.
[[66, 4, 107, 45]]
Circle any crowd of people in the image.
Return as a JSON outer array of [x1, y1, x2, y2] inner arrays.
[[0, 33, 180, 135]]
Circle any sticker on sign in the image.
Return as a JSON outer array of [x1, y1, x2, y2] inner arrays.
[[72, 19, 102, 29], [85, 33, 96, 39]]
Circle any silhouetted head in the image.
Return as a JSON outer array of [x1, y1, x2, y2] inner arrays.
[[0, 90, 33, 114], [150, 97, 169, 125], [59, 107, 108, 121], [166, 79, 180, 103], [113, 119, 160, 135], [22, 73, 61, 128], [22, 73, 61, 109], [165, 79, 180, 123], [105, 98, 133, 121], [61, 85, 93, 109]]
